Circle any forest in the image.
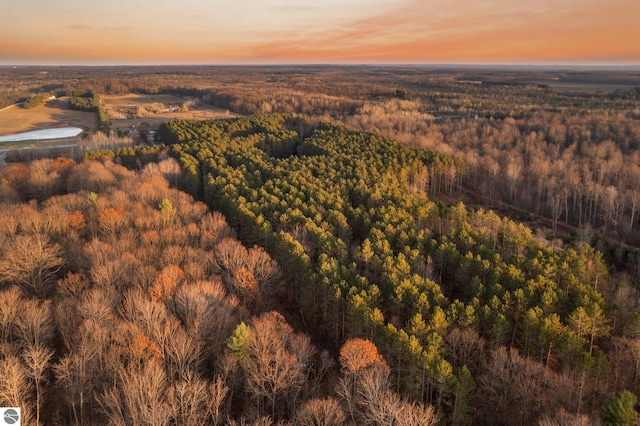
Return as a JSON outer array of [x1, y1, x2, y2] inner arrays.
[[159, 113, 640, 424], [0, 155, 441, 425], [1, 65, 640, 424], [3, 65, 640, 250]]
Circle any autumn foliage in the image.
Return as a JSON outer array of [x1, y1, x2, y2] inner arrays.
[[149, 264, 185, 302], [339, 338, 388, 375], [1, 157, 434, 424]]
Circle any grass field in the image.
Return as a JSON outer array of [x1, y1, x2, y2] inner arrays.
[[0, 98, 97, 137], [102, 93, 189, 110], [102, 93, 236, 135]]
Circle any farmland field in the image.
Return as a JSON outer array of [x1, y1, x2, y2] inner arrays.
[[0, 98, 97, 136], [102, 93, 236, 134]]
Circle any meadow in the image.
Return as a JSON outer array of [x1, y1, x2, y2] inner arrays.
[[0, 98, 97, 136], [102, 93, 235, 136]]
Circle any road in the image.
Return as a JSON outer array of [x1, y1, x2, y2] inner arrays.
[[0, 102, 23, 112]]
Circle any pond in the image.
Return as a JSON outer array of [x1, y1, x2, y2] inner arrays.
[[0, 127, 83, 143]]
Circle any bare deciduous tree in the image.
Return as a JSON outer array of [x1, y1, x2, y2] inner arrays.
[[247, 246, 283, 296], [121, 287, 168, 342], [162, 319, 201, 382], [98, 360, 170, 426], [236, 311, 314, 419], [0, 287, 22, 343], [294, 397, 346, 426], [27, 159, 62, 201], [15, 298, 53, 349], [22, 343, 54, 426], [172, 279, 239, 359], [444, 327, 485, 371], [55, 343, 100, 426], [66, 160, 117, 194], [141, 158, 182, 187], [0, 234, 63, 297], [207, 376, 229, 426], [339, 363, 437, 426], [0, 355, 35, 425], [479, 347, 573, 425], [214, 238, 248, 277], [200, 211, 235, 249], [537, 408, 593, 426], [168, 370, 208, 426]]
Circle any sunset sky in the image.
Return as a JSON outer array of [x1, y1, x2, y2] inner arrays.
[[1, 0, 639, 65]]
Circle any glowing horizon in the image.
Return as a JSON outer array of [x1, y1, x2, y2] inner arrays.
[[2, 0, 639, 65]]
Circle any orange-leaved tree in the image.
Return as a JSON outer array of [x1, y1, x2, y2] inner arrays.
[[339, 338, 388, 375]]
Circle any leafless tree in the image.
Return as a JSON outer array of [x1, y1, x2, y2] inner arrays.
[[247, 245, 283, 296], [601, 185, 621, 234], [479, 347, 573, 425], [15, 298, 53, 349], [200, 211, 235, 249], [227, 416, 279, 426], [0, 355, 34, 425], [239, 312, 314, 419], [98, 360, 170, 426], [66, 160, 117, 193], [305, 350, 335, 399], [27, 159, 62, 201], [0, 234, 63, 297], [214, 237, 249, 277], [141, 158, 182, 187], [207, 376, 229, 426], [54, 343, 100, 426], [294, 397, 346, 426], [168, 370, 208, 426], [537, 408, 593, 426], [609, 337, 640, 393], [0, 287, 22, 343], [505, 158, 523, 202], [120, 287, 168, 342], [22, 343, 54, 425], [162, 319, 201, 382], [173, 280, 239, 359], [340, 363, 437, 426], [444, 327, 485, 371]]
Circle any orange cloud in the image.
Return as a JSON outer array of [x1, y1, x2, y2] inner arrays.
[[0, 0, 638, 64], [245, 0, 640, 64]]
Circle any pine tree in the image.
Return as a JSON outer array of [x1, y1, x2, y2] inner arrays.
[[603, 390, 638, 426]]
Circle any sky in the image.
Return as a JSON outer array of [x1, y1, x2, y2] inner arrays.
[[1, 0, 639, 65]]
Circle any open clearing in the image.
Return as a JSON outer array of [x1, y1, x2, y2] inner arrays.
[[102, 93, 191, 111], [102, 93, 237, 135], [0, 98, 97, 136]]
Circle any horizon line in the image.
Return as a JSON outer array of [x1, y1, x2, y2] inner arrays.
[[2, 62, 640, 69]]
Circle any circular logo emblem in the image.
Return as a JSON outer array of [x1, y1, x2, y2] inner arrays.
[[3, 409, 19, 425]]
